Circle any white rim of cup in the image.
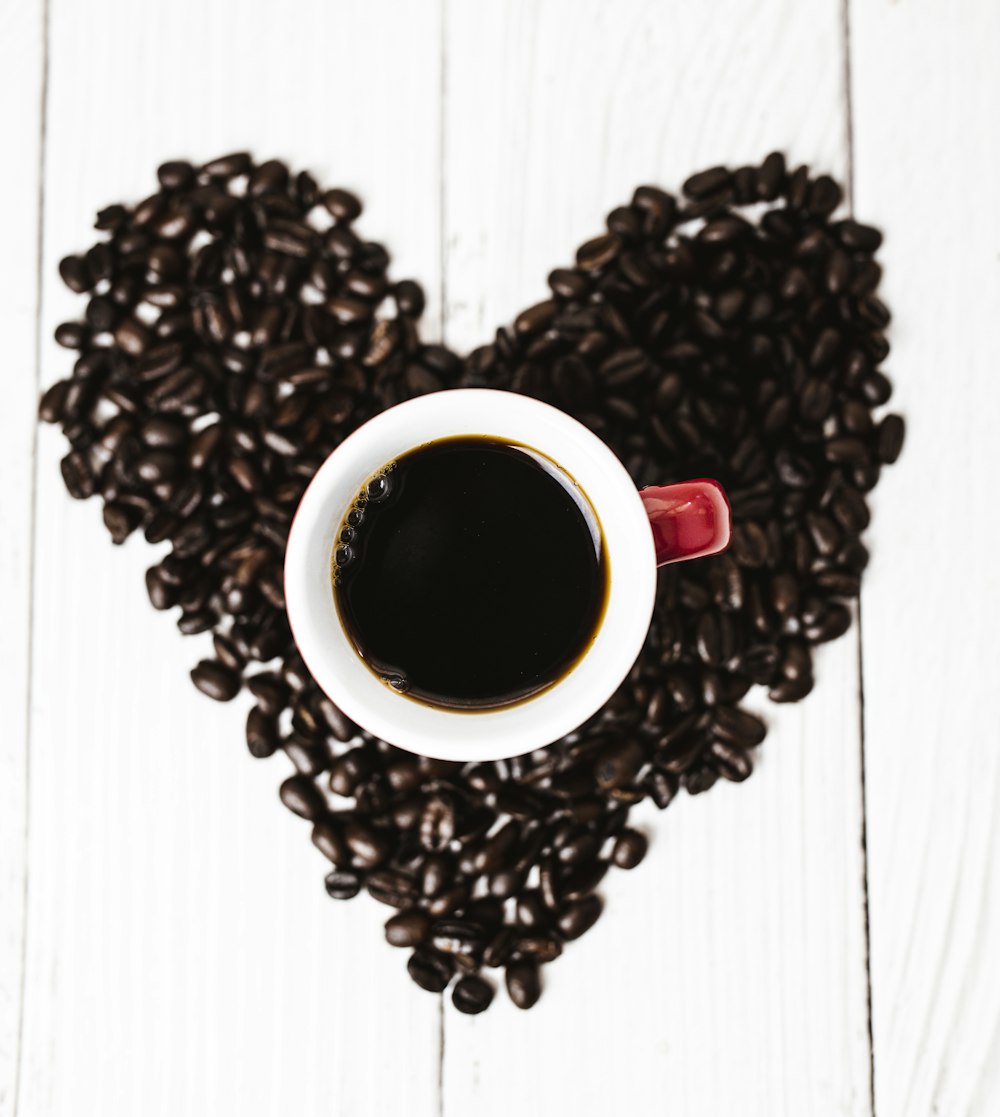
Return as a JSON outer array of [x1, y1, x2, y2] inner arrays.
[[283, 389, 657, 761]]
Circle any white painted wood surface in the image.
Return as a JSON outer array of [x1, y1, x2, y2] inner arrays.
[[441, 4, 871, 1117], [0, 4, 44, 1116], [852, 2, 1000, 1115], [1, 0, 996, 1114]]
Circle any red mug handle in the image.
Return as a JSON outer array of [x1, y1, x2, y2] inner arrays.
[[640, 479, 732, 567]]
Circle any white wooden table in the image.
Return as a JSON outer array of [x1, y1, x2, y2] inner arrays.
[[2, 1, 998, 1114]]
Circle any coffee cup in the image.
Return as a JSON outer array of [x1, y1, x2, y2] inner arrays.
[[284, 389, 729, 761]]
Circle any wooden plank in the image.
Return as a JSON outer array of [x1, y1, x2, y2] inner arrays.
[[19, 2, 444, 1115], [0, 1, 45, 1115], [850, 2, 1000, 1114], [441, 2, 873, 1114]]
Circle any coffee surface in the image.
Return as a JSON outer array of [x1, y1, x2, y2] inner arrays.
[[333, 437, 607, 709]]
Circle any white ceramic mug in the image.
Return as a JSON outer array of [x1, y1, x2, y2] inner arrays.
[[284, 389, 730, 761]]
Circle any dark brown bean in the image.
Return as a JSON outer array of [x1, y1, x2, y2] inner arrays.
[[279, 776, 326, 821], [407, 949, 454, 993], [325, 870, 362, 901], [611, 829, 648, 870], [385, 910, 431, 948], [682, 166, 731, 198], [876, 414, 905, 463], [452, 975, 494, 1015], [190, 659, 240, 702], [506, 961, 542, 1009], [557, 895, 603, 941]]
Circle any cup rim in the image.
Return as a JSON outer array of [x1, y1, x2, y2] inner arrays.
[[283, 389, 657, 761]]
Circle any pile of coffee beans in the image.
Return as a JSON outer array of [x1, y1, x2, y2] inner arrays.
[[40, 152, 902, 1014]]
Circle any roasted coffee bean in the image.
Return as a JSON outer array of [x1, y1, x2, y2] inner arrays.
[[646, 768, 679, 810], [576, 233, 620, 272], [489, 867, 528, 899], [427, 883, 472, 917], [431, 919, 484, 957], [560, 858, 607, 902], [279, 775, 326, 821], [710, 740, 754, 782], [247, 673, 289, 716], [876, 414, 905, 463], [420, 854, 453, 898], [713, 705, 766, 748], [407, 949, 454, 993], [452, 975, 494, 1015], [837, 219, 883, 252], [285, 739, 333, 779], [420, 794, 457, 852], [476, 820, 520, 873], [344, 819, 392, 868], [190, 659, 240, 702], [367, 869, 418, 909], [769, 675, 814, 703], [756, 151, 786, 200], [506, 960, 542, 1009], [611, 829, 648, 870], [321, 188, 362, 222], [385, 910, 430, 948], [557, 895, 603, 941], [311, 820, 349, 864], [594, 740, 644, 790], [324, 870, 362, 901], [58, 255, 92, 293], [805, 602, 852, 644], [682, 166, 731, 199], [246, 706, 279, 758]]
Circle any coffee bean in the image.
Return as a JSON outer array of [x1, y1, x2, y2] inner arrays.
[[876, 414, 905, 463], [238, 705, 276, 760], [506, 960, 542, 1009], [325, 870, 362, 900], [756, 152, 786, 200], [557, 895, 603, 940], [452, 975, 494, 1015], [512, 933, 562, 963], [344, 818, 392, 868], [279, 776, 326, 821], [311, 819, 349, 864], [576, 233, 620, 272], [367, 869, 418, 909], [713, 705, 766, 748], [837, 219, 883, 252], [385, 910, 430, 948], [682, 166, 731, 199], [190, 659, 240, 702], [769, 676, 814, 703], [710, 740, 754, 782], [807, 175, 842, 217], [407, 949, 454, 993], [594, 740, 644, 790], [321, 188, 362, 222], [58, 255, 92, 293], [825, 436, 870, 466], [611, 829, 648, 870], [420, 794, 457, 852]]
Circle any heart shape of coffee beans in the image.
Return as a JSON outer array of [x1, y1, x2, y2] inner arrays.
[[41, 151, 903, 1014]]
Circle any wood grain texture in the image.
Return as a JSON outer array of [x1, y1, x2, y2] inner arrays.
[[0, 3, 45, 1115], [441, 2, 872, 1114], [851, 2, 1000, 1115], [19, 2, 444, 1115]]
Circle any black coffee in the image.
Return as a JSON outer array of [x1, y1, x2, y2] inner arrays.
[[332, 437, 608, 709]]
